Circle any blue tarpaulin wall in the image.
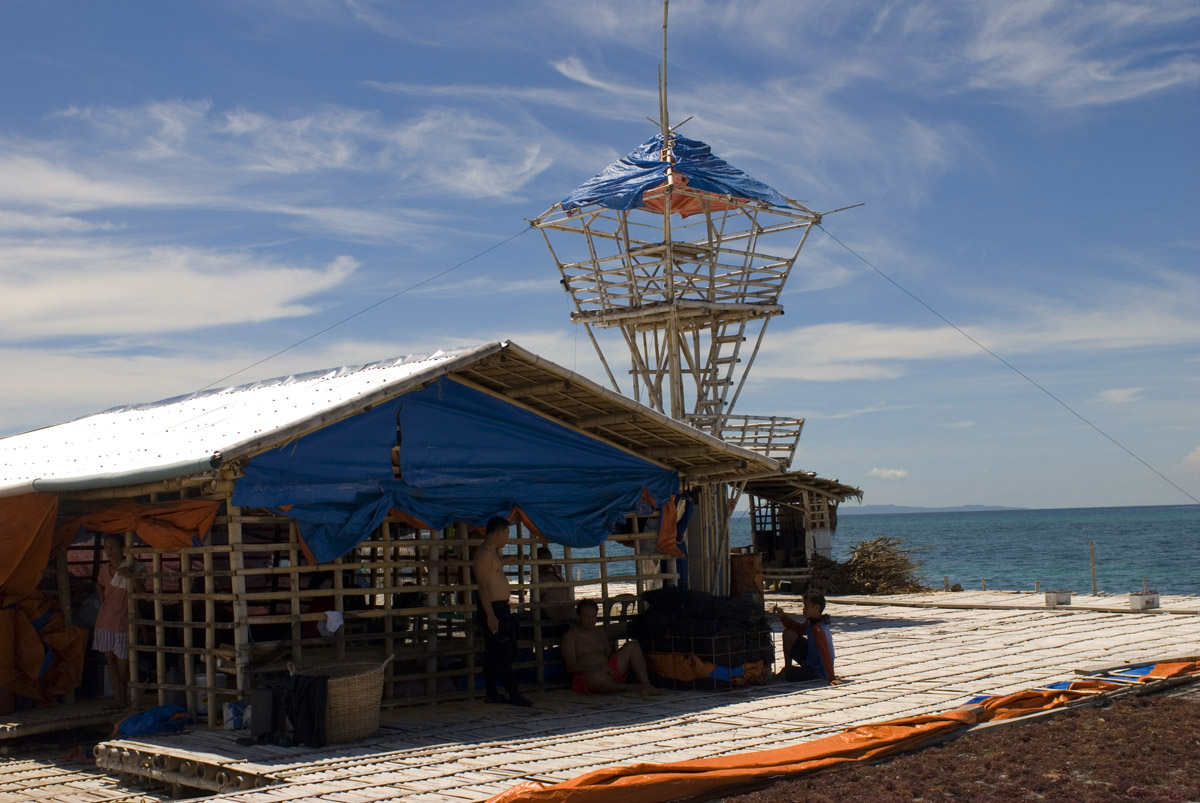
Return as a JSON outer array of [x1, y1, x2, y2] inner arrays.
[[559, 133, 788, 213], [233, 378, 679, 562]]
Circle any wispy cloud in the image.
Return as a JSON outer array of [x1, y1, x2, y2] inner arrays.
[[964, 1, 1200, 107], [1096, 388, 1143, 404], [0, 210, 114, 233], [411, 276, 557, 297]]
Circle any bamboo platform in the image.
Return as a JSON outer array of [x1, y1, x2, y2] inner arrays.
[[77, 591, 1200, 803], [0, 747, 158, 803], [830, 589, 1200, 615], [0, 698, 118, 742]]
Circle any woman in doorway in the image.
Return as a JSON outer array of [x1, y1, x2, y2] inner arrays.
[[93, 535, 143, 710]]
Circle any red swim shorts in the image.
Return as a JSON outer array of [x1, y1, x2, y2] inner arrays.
[[572, 654, 627, 694]]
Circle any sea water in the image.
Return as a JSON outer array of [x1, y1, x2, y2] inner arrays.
[[731, 504, 1200, 596], [557, 504, 1199, 595]]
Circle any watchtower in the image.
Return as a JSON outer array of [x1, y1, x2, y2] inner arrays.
[[530, 133, 824, 429]]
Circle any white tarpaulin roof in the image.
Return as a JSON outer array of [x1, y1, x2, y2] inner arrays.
[[1, 341, 782, 498]]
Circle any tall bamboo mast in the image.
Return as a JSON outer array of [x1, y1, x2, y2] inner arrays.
[[530, 0, 837, 593]]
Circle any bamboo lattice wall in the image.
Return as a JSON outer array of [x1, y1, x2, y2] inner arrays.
[[79, 502, 679, 724]]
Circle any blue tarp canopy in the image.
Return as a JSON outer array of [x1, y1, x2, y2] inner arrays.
[[559, 133, 788, 213], [232, 379, 678, 562]]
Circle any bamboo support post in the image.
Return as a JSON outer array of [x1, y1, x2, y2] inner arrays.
[[1090, 541, 1098, 595], [289, 522, 302, 665], [152, 551, 166, 706], [124, 530, 138, 709], [203, 547, 217, 726], [228, 506, 251, 721], [181, 548, 197, 715]]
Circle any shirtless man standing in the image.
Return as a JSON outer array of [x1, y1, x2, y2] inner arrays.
[[473, 516, 531, 706], [562, 599, 660, 696]]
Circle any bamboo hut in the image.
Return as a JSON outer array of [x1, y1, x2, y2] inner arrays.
[[0, 340, 782, 728], [742, 472, 864, 590]]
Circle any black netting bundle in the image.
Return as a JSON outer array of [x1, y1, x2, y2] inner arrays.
[[629, 586, 774, 668]]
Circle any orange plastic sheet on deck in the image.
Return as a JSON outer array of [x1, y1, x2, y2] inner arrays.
[[488, 709, 978, 803], [1144, 659, 1200, 679], [488, 665, 1200, 803], [56, 498, 220, 551], [976, 679, 1120, 721]]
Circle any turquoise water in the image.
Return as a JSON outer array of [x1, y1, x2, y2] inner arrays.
[[732, 504, 1200, 596]]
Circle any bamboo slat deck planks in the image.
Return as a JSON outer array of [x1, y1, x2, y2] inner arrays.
[[0, 699, 118, 741], [13, 592, 1196, 803]]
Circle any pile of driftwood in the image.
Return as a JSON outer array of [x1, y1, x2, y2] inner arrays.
[[808, 537, 927, 594]]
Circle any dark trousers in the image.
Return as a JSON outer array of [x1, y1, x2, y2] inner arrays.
[[786, 635, 818, 682], [477, 600, 519, 697]]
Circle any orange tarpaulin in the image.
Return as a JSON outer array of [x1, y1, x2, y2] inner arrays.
[[641, 174, 751, 218], [489, 709, 979, 803], [487, 664, 1200, 803], [1145, 659, 1200, 679], [0, 590, 87, 703], [56, 498, 220, 551], [0, 494, 87, 702], [0, 493, 59, 604]]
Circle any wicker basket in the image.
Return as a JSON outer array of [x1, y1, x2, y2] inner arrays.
[[289, 655, 392, 743]]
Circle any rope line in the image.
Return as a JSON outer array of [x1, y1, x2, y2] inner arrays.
[[817, 224, 1198, 506], [195, 225, 532, 392]]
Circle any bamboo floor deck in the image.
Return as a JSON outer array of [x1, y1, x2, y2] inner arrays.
[[830, 590, 1200, 615], [0, 698, 119, 742], [12, 591, 1199, 803], [0, 747, 158, 803]]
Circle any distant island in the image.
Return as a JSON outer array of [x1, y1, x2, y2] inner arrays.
[[839, 505, 1025, 516]]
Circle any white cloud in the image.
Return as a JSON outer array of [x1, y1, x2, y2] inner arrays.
[[0, 241, 358, 339], [1097, 388, 1143, 404], [868, 467, 909, 481], [0, 154, 174, 212], [755, 269, 1200, 382], [941, 421, 976, 429], [0, 327, 604, 438], [1184, 446, 1200, 468]]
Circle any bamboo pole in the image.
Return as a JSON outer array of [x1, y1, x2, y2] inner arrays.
[[55, 552, 76, 703], [1090, 541, 1098, 595], [228, 506, 250, 722], [202, 542, 216, 725], [381, 520, 394, 700], [124, 531, 138, 710], [181, 549, 197, 715], [288, 521, 301, 665], [152, 551, 166, 706]]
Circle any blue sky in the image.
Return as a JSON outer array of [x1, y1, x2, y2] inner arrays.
[[1, 1, 1198, 510]]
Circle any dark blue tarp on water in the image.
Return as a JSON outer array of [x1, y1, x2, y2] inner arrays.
[[233, 379, 678, 561], [559, 133, 788, 213]]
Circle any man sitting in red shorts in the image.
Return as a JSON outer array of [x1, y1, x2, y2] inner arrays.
[[562, 599, 661, 695]]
